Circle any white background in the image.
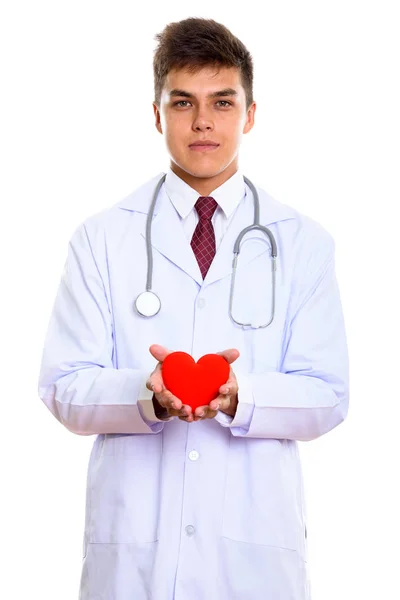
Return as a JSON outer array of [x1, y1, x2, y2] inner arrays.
[[1, 1, 399, 598]]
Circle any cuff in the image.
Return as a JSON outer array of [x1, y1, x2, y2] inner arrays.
[[214, 371, 254, 434], [214, 410, 234, 427], [137, 377, 174, 424]]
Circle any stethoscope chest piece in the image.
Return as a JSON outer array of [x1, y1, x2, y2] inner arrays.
[[135, 291, 161, 317]]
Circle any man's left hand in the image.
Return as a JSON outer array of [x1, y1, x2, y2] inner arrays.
[[185, 348, 240, 422]]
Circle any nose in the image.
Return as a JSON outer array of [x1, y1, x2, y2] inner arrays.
[[192, 109, 214, 133], [195, 124, 212, 131]]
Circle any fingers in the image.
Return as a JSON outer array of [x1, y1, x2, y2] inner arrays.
[[208, 398, 221, 411], [148, 344, 171, 363], [216, 348, 240, 364], [218, 366, 238, 396], [177, 394, 229, 422], [154, 388, 194, 420], [219, 378, 235, 396], [179, 410, 195, 423], [193, 408, 217, 421], [193, 399, 221, 421], [172, 405, 193, 420], [146, 362, 164, 394], [155, 388, 183, 411]]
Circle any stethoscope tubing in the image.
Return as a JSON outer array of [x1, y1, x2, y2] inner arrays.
[[137, 173, 277, 328]]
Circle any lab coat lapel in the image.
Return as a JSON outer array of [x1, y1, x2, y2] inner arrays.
[[140, 185, 204, 286], [118, 172, 297, 289]]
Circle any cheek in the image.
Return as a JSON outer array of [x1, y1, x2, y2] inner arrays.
[[221, 119, 242, 141], [163, 128, 180, 151], [163, 118, 186, 145]]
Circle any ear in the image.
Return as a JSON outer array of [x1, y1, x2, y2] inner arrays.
[[243, 101, 256, 134], [153, 103, 163, 134]]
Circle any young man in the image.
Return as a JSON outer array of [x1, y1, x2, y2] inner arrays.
[[38, 17, 349, 600]]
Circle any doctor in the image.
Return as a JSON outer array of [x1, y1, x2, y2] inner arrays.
[[38, 16, 349, 600]]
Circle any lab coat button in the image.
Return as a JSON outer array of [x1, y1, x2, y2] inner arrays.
[[197, 297, 206, 308], [188, 450, 199, 461], [185, 525, 195, 536]]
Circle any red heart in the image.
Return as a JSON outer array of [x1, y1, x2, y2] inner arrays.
[[161, 352, 230, 411]]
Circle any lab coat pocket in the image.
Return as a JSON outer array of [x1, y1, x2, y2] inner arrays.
[[221, 437, 306, 560], [86, 434, 162, 544]]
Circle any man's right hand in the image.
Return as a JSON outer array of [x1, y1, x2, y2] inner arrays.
[[146, 344, 195, 422]]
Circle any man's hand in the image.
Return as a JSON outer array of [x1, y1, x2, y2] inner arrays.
[[146, 345, 240, 423], [146, 344, 194, 421], [192, 349, 240, 421]]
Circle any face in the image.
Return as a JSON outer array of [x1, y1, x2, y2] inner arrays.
[[153, 65, 256, 195]]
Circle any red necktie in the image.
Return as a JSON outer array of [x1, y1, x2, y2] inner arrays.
[[191, 196, 218, 279]]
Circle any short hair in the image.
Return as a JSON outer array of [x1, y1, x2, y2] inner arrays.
[[153, 17, 254, 110]]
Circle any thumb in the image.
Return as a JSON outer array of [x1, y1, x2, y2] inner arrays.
[[149, 344, 171, 363], [216, 348, 240, 364]]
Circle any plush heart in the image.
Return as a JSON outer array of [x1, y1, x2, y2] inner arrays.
[[161, 352, 230, 411]]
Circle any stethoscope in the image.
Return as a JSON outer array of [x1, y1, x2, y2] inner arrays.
[[134, 173, 277, 329]]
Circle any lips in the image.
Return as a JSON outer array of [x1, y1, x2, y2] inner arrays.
[[189, 141, 220, 152], [189, 141, 219, 148]]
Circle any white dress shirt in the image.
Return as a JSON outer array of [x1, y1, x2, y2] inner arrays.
[[165, 165, 246, 249]]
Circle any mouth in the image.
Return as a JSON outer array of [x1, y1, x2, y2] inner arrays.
[[189, 143, 220, 152]]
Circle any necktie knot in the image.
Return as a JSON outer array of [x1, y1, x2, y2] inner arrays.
[[194, 196, 218, 221]]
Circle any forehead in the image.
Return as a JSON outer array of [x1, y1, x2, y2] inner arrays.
[[162, 65, 244, 97]]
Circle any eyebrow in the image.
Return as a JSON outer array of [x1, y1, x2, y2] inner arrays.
[[169, 88, 238, 99]]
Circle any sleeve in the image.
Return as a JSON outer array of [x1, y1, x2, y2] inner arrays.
[[37, 222, 173, 436], [214, 234, 349, 441]]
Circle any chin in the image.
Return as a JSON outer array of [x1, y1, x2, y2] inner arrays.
[[173, 157, 227, 179]]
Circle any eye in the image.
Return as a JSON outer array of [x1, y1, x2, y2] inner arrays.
[[172, 100, 232, 108]]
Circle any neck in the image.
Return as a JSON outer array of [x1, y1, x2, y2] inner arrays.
[[170, 161, 239, 196]]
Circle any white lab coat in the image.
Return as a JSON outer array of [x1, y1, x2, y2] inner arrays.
[[38, 172, 349, 599]]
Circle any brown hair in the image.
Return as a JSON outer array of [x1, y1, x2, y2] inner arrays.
[[153, 18, 254, 110]]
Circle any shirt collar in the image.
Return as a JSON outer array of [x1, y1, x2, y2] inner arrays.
[[164, 166, 246, 219]]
